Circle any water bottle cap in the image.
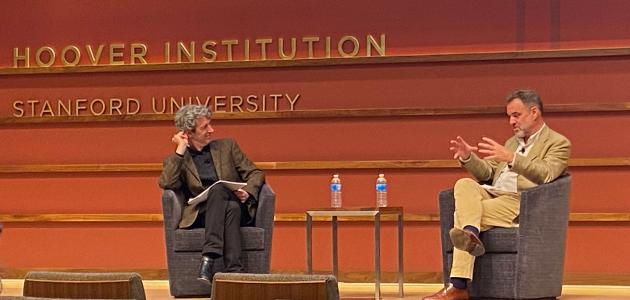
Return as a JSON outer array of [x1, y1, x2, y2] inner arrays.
[[333, 174, 339, 178], [378, 173, 384, 177]]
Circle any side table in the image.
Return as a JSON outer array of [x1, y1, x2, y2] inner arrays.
[[306, 207, 404, 299]]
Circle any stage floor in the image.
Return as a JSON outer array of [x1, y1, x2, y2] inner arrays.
[[3, 280, 630, 299]]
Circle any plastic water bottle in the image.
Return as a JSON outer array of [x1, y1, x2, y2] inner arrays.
[[330, 174, 342, 208], [376, 174, 388, 207]]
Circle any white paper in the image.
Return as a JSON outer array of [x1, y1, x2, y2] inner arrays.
[[481, 184, 516, 194], [187, 180, 247, 205]]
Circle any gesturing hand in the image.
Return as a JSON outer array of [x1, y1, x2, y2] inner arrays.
[[449, 136, 478, 160], [477, 137, 514, 162]]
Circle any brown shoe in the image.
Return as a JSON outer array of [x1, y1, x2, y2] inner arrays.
[[423, 283, 469, 300], [449, 227, 485, 256]]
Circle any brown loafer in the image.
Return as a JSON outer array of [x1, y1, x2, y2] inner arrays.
[[423, 283, 469, 300], [449, 227, 485, 256]]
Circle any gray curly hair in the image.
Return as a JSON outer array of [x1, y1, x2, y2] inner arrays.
[[174, 105, 212, 132]]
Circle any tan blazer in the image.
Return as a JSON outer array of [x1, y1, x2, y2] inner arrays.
[[462, 125, 571, 191], [158, 138, 265, 228]]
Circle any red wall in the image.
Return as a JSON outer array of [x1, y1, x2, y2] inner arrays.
[[1, 0, 630, 279]]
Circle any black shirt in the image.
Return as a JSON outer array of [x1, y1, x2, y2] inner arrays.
[[188, 144, 219, 189]]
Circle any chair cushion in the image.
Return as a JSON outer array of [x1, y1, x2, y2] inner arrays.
[[479, 227, 518, 253], [174, 227, 265, 252]]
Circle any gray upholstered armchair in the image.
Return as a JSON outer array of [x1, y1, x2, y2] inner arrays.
[[211, 273, 340, 300], [439, 175, 571, 299], [161, 183, 275, 297]]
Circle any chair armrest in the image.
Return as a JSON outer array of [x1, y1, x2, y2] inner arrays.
[[518, 174, 571, 243], [516, 174, 571, 295], [438, 188, 456, 251], [161, 189, 185, 230], [255, 184, 276, 230], [254, 183, 276, 272], [438, 188, 456, 284]]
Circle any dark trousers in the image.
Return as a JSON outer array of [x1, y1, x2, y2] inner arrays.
[[195, 185, 250, 272]]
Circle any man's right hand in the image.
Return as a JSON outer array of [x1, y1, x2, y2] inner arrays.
[[449, 136, 478, 161], [172, 131, 189, 155]]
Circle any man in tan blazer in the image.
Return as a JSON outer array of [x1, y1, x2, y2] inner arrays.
[[159, 105, 264, 284], [424, 90, 571, 300]]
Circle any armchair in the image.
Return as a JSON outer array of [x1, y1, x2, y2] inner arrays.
[[161, 183, 275, 297], [22, 271, 145, 299], [439, 175, 571, 299]]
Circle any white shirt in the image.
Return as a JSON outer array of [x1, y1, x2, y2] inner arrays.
[[485, 124, 546, 193]]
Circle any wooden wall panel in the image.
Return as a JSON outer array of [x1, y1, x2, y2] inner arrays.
[[0, 0, 520, 64], [4, 58, 630, 116], [556, 0, 630, 48], [1, 0, 630, 281], [1, 113, 629, 164], [570, 169, 630, 212], [0, 224, 165, 269], [0, 175, 162, 213], [566, 224, 630, 273], [1, 167, 629, 217], [4, 219, 630, 276]]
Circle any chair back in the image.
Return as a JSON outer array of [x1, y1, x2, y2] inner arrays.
[[211, 273, 338, 300], [23, 271, 145, 300]]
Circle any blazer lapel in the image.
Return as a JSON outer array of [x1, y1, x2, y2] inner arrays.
[[183, 153, 202, 186], [210, 141, 223, 180], [525, 125, 550, 161]]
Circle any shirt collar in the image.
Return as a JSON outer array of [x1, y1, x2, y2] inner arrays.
[[188, 143, 211, 156], [517, 123, 546, 148]]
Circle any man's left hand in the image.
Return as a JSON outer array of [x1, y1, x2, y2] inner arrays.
[[233, 189, 250, 203], [477, 137, 515, 162]]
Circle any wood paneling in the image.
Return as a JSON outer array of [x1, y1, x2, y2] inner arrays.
[[0, 157, 627, 173], [1, 213, 628, 223], [0, 163, 162, 173], [1, 103, 629, 124], [212, 277, 329, 300], [2, 0, 629, 281], [4, 47, 630, 76], [3, 268, 630, 286], [0, 214, 163, 222]]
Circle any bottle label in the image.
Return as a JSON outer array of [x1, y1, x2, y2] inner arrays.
[[376, 183, 387, 192], [331, 183, 342, 192]]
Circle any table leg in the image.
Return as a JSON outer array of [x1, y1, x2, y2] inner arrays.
[[332, 215, 338, 279], [306, 213, 313, 274], [375, 212, 381, 300], [398, 212, 404, 297]]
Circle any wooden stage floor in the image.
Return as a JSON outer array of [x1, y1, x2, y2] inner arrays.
[[3, 280, 630, 299]]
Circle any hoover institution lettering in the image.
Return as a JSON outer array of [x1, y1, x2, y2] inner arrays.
[[11, 34, 386, 68]]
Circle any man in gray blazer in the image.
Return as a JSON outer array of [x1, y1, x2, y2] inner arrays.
[[424, 90, 571, 300], [159, 105, 265, 284]]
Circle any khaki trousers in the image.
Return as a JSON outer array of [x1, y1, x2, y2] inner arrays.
[[449, 178, 520, 279]]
